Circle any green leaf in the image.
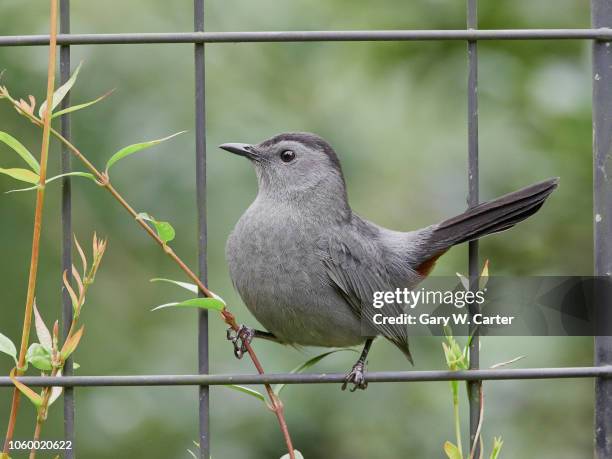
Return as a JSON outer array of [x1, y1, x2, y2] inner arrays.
[[480, 259, 490, 290], [149, 278, 228, 306], [26, 343, 52, 371], [224, 384, 266, 403], [38, 61, 83, 118], [443, 333, 469, 371], [0, 332, 17, 364], [6, 171, 95, 193], [151, 297, 225, 312], [456, 272, 469, 292], [150, 278, 198, 294], [48, 372, 63, 406], [273, 349, 354, 397], [443, 441, 463, 459], [458, 260, 490, 292], [153, 220, 175, 243], [490, 355, 525, 369], [0, 132, 40, 173], [105, 131, 186, 173], [280, 450, 304, 459], [45, 172, 95, 185], [136, 212, 153, 221], [60, 325, 84, 360], [10, 369, 43, 409], [490, 437, 503, 459], [33, 302, 52, 349], [51, 89, 114, 119], [136, 213, 176, 244], [0, 168, 39, 184]]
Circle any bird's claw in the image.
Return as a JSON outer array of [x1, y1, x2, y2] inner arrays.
[[342, 361, 368, 392], [226, 325, 255, 359]]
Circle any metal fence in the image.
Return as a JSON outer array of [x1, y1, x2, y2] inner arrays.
[[1, 1, 612, 458]]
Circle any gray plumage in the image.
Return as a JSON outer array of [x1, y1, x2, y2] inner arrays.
[[221, 132, 558, 364]]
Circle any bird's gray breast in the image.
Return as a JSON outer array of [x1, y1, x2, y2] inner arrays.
[[225, 200, 364, 347]]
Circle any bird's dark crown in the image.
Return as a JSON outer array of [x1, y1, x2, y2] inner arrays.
[[259, 132, 343, 173]]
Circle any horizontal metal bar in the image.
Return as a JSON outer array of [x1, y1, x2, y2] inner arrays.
[[1, 367, 610, 387], [2, 29, 612, 46]]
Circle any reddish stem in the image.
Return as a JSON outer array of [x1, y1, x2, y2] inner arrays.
[[2, 0, 58, 454]]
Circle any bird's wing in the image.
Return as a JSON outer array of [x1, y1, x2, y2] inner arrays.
[[320, 230, 411, 361]]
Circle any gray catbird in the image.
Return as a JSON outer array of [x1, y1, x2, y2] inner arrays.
[[220, 132, 558, 390]]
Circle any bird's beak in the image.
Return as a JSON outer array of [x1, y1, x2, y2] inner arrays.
[[219, 143, 258, 160]]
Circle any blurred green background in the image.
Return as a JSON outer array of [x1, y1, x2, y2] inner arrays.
[[0, 0, 597, 457]]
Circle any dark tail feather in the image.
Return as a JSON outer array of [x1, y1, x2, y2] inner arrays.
[[431, 178, 558, 248]]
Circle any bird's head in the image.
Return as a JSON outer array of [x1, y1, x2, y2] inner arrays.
[[220, 132, 349, 207]]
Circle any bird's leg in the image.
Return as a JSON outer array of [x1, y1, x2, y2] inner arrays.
[[253, 329, 280, 342], [342, 338, 373, 392], [226, 325, 279, 359], [226, 325, 256, 359]]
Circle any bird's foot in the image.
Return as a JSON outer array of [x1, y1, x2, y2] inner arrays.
[[342, 360, 368, 392], [226, 325, 255, 359]]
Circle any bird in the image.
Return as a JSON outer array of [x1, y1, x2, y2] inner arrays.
[[219, 132, 558, 391]]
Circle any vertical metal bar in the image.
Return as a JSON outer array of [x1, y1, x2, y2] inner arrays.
[[59, 0, 75, 457], [467, 0, 482, 457], [194, 0, 209, 457], [592, 1, 612, 457]]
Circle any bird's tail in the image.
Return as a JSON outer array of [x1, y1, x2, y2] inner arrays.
[[406, 178, 558, 360], [430, 177, 559, 250]]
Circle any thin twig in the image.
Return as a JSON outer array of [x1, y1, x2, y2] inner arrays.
[[29, 367, 58, 459], [0, 87, 296, 458], [2, 0, 58, 455], [452, 381, 462, 455]]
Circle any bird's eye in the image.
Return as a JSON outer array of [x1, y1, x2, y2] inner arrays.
[[280, 150, 296, 163]]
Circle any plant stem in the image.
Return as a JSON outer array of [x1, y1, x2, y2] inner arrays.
[[2, 0, 58, 454], [452, 381, 463, 457], [29, 368, 58, 459], [2, 97, 296, 458], [30, 421, 43, 459]]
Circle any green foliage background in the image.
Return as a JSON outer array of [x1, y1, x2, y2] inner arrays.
[[0, 1, 595, 457]]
